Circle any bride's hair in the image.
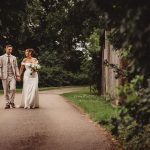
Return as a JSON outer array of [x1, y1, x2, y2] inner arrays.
[[25, 48, 34, 56]]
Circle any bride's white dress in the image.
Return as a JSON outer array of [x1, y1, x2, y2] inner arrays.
[[20, 62, 39, 108]]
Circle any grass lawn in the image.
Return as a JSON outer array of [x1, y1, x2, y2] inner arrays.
[[62, 87, 121, 130]]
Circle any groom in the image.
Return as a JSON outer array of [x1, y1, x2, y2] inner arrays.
[[0, 44, 21, 109]]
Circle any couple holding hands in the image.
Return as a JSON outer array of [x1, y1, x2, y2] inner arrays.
[[0, 44, 39, 109]]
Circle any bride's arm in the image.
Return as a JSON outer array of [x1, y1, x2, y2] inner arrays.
[[20, 65, 25, 76], [20, 59, 26, 76], [20, 64, 25, 77]]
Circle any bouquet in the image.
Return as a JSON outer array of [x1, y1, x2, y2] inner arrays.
[[30, 63, 41, 75]]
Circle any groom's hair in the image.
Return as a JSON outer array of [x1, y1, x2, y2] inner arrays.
[[5, 44, 13, 49]]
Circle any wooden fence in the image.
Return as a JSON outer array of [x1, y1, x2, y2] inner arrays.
[[100, 30, 121, 105]]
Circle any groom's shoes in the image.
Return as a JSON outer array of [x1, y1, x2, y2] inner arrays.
[[5, 103, 10, 109], [10, 102, 16, 108]]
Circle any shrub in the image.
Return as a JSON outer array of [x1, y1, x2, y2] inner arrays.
[[111, 78, 150, 150], [38, 66, 89, 87]]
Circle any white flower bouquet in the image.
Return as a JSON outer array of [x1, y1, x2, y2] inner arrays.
[[30, 63, 41, 75]]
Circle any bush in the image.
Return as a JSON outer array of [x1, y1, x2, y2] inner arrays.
[[111, 78, 150, 150], [38, 66, 89, 87]]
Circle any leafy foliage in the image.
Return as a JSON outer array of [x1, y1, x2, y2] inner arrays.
[[92, 0, 150, 84], [90, 0, 150, 149], [0, 0, 100, 87], [111, 83, 150, 150], [86, 29, 101, 94]]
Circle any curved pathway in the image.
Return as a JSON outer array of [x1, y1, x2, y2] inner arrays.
[[0, 87, 118, 150]]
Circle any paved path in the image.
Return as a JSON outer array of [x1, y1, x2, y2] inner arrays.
[[0, 87, 118, 150]]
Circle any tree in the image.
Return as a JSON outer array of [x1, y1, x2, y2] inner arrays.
[[0, 0, 28, 54]]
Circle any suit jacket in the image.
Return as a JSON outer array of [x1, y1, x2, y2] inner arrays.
[[0, 54, 20, 80]]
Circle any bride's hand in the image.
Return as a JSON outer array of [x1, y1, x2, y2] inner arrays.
[[16, 76, 21, 81]]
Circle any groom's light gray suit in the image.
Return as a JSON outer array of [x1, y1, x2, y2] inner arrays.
[[0, 54, 20, 104]]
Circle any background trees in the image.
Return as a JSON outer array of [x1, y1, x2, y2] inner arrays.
[[0, 0, 99, 87]]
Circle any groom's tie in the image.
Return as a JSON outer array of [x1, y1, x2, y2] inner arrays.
[[8, 55, 10, 63]]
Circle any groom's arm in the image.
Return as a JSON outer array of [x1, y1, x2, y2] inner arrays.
[[14, 57, 20, 78]]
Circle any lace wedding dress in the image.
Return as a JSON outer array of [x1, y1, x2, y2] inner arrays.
[[20, 62, 39, 108]]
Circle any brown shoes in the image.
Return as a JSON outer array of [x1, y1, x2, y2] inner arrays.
[[5, 103, 10, 109], [10, 102, 16, 108]]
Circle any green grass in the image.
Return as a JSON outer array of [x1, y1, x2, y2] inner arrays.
[[62, 87, 120, 130]]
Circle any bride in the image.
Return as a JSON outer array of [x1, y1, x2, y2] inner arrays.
[[20, 48, 39, 109]]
